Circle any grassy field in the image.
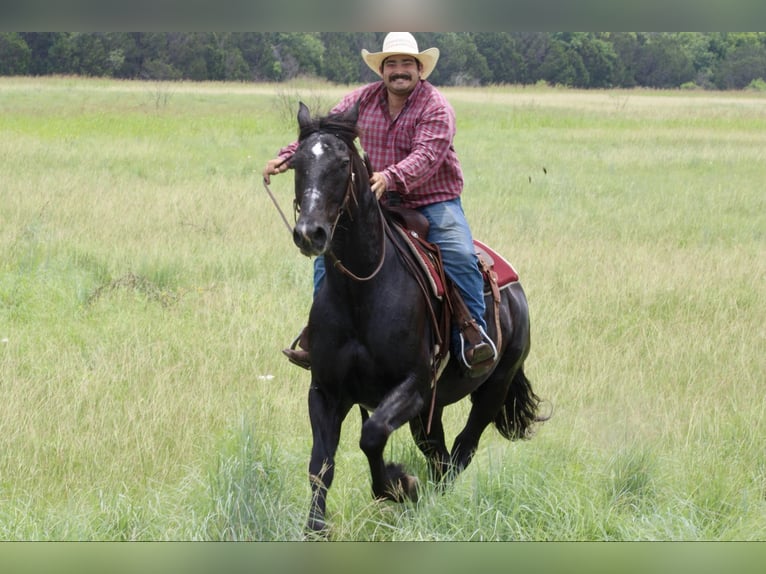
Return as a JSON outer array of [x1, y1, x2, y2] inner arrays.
[[0, 76, 764, 541]]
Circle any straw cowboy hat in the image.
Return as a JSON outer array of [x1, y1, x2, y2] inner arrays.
[[361, 32, 440, 80]]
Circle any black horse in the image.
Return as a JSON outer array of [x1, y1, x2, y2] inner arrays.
[[286, 102, 546, 535]]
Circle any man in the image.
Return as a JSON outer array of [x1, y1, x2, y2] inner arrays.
[[263, 32, 495, 375]]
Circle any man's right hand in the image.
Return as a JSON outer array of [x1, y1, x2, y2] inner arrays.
[[263, 157, 290, 184]]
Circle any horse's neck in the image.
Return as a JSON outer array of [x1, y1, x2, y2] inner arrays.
[[332, 164, 385, 277]]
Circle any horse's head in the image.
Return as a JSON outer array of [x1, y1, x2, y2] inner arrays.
[[291, 101, 361, 257]]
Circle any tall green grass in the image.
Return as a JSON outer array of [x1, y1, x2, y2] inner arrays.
[[1, 77, 764, 540]]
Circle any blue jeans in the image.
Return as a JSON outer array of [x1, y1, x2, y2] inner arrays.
[[312, 198, 487, 334]]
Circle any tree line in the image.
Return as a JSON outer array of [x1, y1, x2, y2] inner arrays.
[[2, 32, 766, 90]]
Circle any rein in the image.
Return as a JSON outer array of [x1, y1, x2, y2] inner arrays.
[[327, 159, 388, 283], [262, 156, 295, 235]]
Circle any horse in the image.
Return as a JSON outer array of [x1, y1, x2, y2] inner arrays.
[[285, 101, 546, 536]]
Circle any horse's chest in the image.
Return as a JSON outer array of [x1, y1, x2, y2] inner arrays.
[[318, 338, 408, 396]]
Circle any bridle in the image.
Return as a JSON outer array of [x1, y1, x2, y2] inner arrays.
[[263, 135, 387, 283]]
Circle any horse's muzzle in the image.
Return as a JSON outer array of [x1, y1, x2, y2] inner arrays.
[[293, 220, 330, 257]]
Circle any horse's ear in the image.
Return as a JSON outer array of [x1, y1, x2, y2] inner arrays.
[[297, 101, 311, 129], [343, 99, 360, 125]]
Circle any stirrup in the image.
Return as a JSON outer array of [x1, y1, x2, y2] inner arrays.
[[282, 333, 311, 370], [459, 324, 498, 371]]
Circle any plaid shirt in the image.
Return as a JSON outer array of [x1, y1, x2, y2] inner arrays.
[[278, 80, 463, 209]]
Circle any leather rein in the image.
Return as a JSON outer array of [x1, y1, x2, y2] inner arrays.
[[262, 146, 387, 283]]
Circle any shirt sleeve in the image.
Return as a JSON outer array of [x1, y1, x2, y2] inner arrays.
[[277, 140, 299, 161]]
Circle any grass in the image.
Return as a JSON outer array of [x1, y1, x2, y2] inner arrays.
[[0, 77, 765, 541]]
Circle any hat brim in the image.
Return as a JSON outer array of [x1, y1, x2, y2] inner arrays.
[[361, 47, 439, 80]]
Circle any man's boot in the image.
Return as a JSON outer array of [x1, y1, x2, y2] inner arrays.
[[282, 327, 310, 370], [448, 282, 497, 377], [458, 320, 497, 378]]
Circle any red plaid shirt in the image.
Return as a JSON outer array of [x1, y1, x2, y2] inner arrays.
[[278, 80, 463, 209]]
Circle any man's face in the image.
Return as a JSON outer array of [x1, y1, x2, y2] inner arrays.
[[381, 55, 422, 96]]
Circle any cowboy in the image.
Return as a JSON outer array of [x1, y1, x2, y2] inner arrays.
[[263, 32, 494, 375]]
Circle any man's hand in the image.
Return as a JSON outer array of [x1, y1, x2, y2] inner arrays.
[[370, 172, 387, 199], [263, 157, 290, 184]]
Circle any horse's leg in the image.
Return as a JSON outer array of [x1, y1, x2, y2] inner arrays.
[[409, 406, 451, 483], [450, 367, 514, 475], [306, 384, 351, 536], [359, 374, 425, 502]]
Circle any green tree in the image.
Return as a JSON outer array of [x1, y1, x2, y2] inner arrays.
[[24, 32, 133, 77], [634, 33, 695, 88], [511, 32, 551, 84], [572, 33, 619, 88], [606, 32, 644, 87], [130, 33, 180, 80], [0, 33, 31, 75], [425, 33, 490, 86], [166, 33, 210, 81], [713, 42, 766, 89], [320, 33, 356, 84], [223, 47, 251, 81], [47, 33, 77, 75], [545, 45, 586, 87], [19, 33, 59, 75], [472, 32, 524, 84], [8, 32, 765, 91], [675, 32, 723, 88], [320, 32, 378, 84], [74, 33, 111, 76], [233, 33, 280, 81], [272, 33, 324, 80]]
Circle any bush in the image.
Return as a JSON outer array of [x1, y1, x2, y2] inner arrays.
[[745, 77, 766, 92]]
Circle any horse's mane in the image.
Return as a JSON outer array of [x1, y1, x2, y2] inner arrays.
[[298, 110, 360, 149]]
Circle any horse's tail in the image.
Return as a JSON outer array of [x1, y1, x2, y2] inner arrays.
[[494, 366, 549, 440]]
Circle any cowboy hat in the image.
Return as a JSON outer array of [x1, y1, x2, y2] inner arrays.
[[361, 32, 440, 80]]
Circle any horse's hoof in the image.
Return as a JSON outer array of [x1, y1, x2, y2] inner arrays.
[[383, 473, 419, 503], [304, 518, 329, 540], [401, 474, 419, 502]]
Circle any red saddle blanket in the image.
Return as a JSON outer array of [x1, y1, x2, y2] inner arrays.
[[391, 224, 519, 298], [473, 239, 520, 288]]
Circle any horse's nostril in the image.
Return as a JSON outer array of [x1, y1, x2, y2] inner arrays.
[[293, 227, 305, 247], [294, 221, 329, 255], [312, 226, 327, 247]]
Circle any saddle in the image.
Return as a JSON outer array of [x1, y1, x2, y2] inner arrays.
[[383, 205, 520, 369], [384, 206, 519, 296]]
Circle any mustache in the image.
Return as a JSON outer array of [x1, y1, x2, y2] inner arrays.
[[389, 73, 412, 81]]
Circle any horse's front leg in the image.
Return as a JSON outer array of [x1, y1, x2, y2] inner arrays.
[[359, 374, 424, 502], [306, 384, 351, 536]]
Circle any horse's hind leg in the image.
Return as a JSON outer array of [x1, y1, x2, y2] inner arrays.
[[409, 407, 451, 483], [360, 376, 425, 502], [450, 368, 514, 474]]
